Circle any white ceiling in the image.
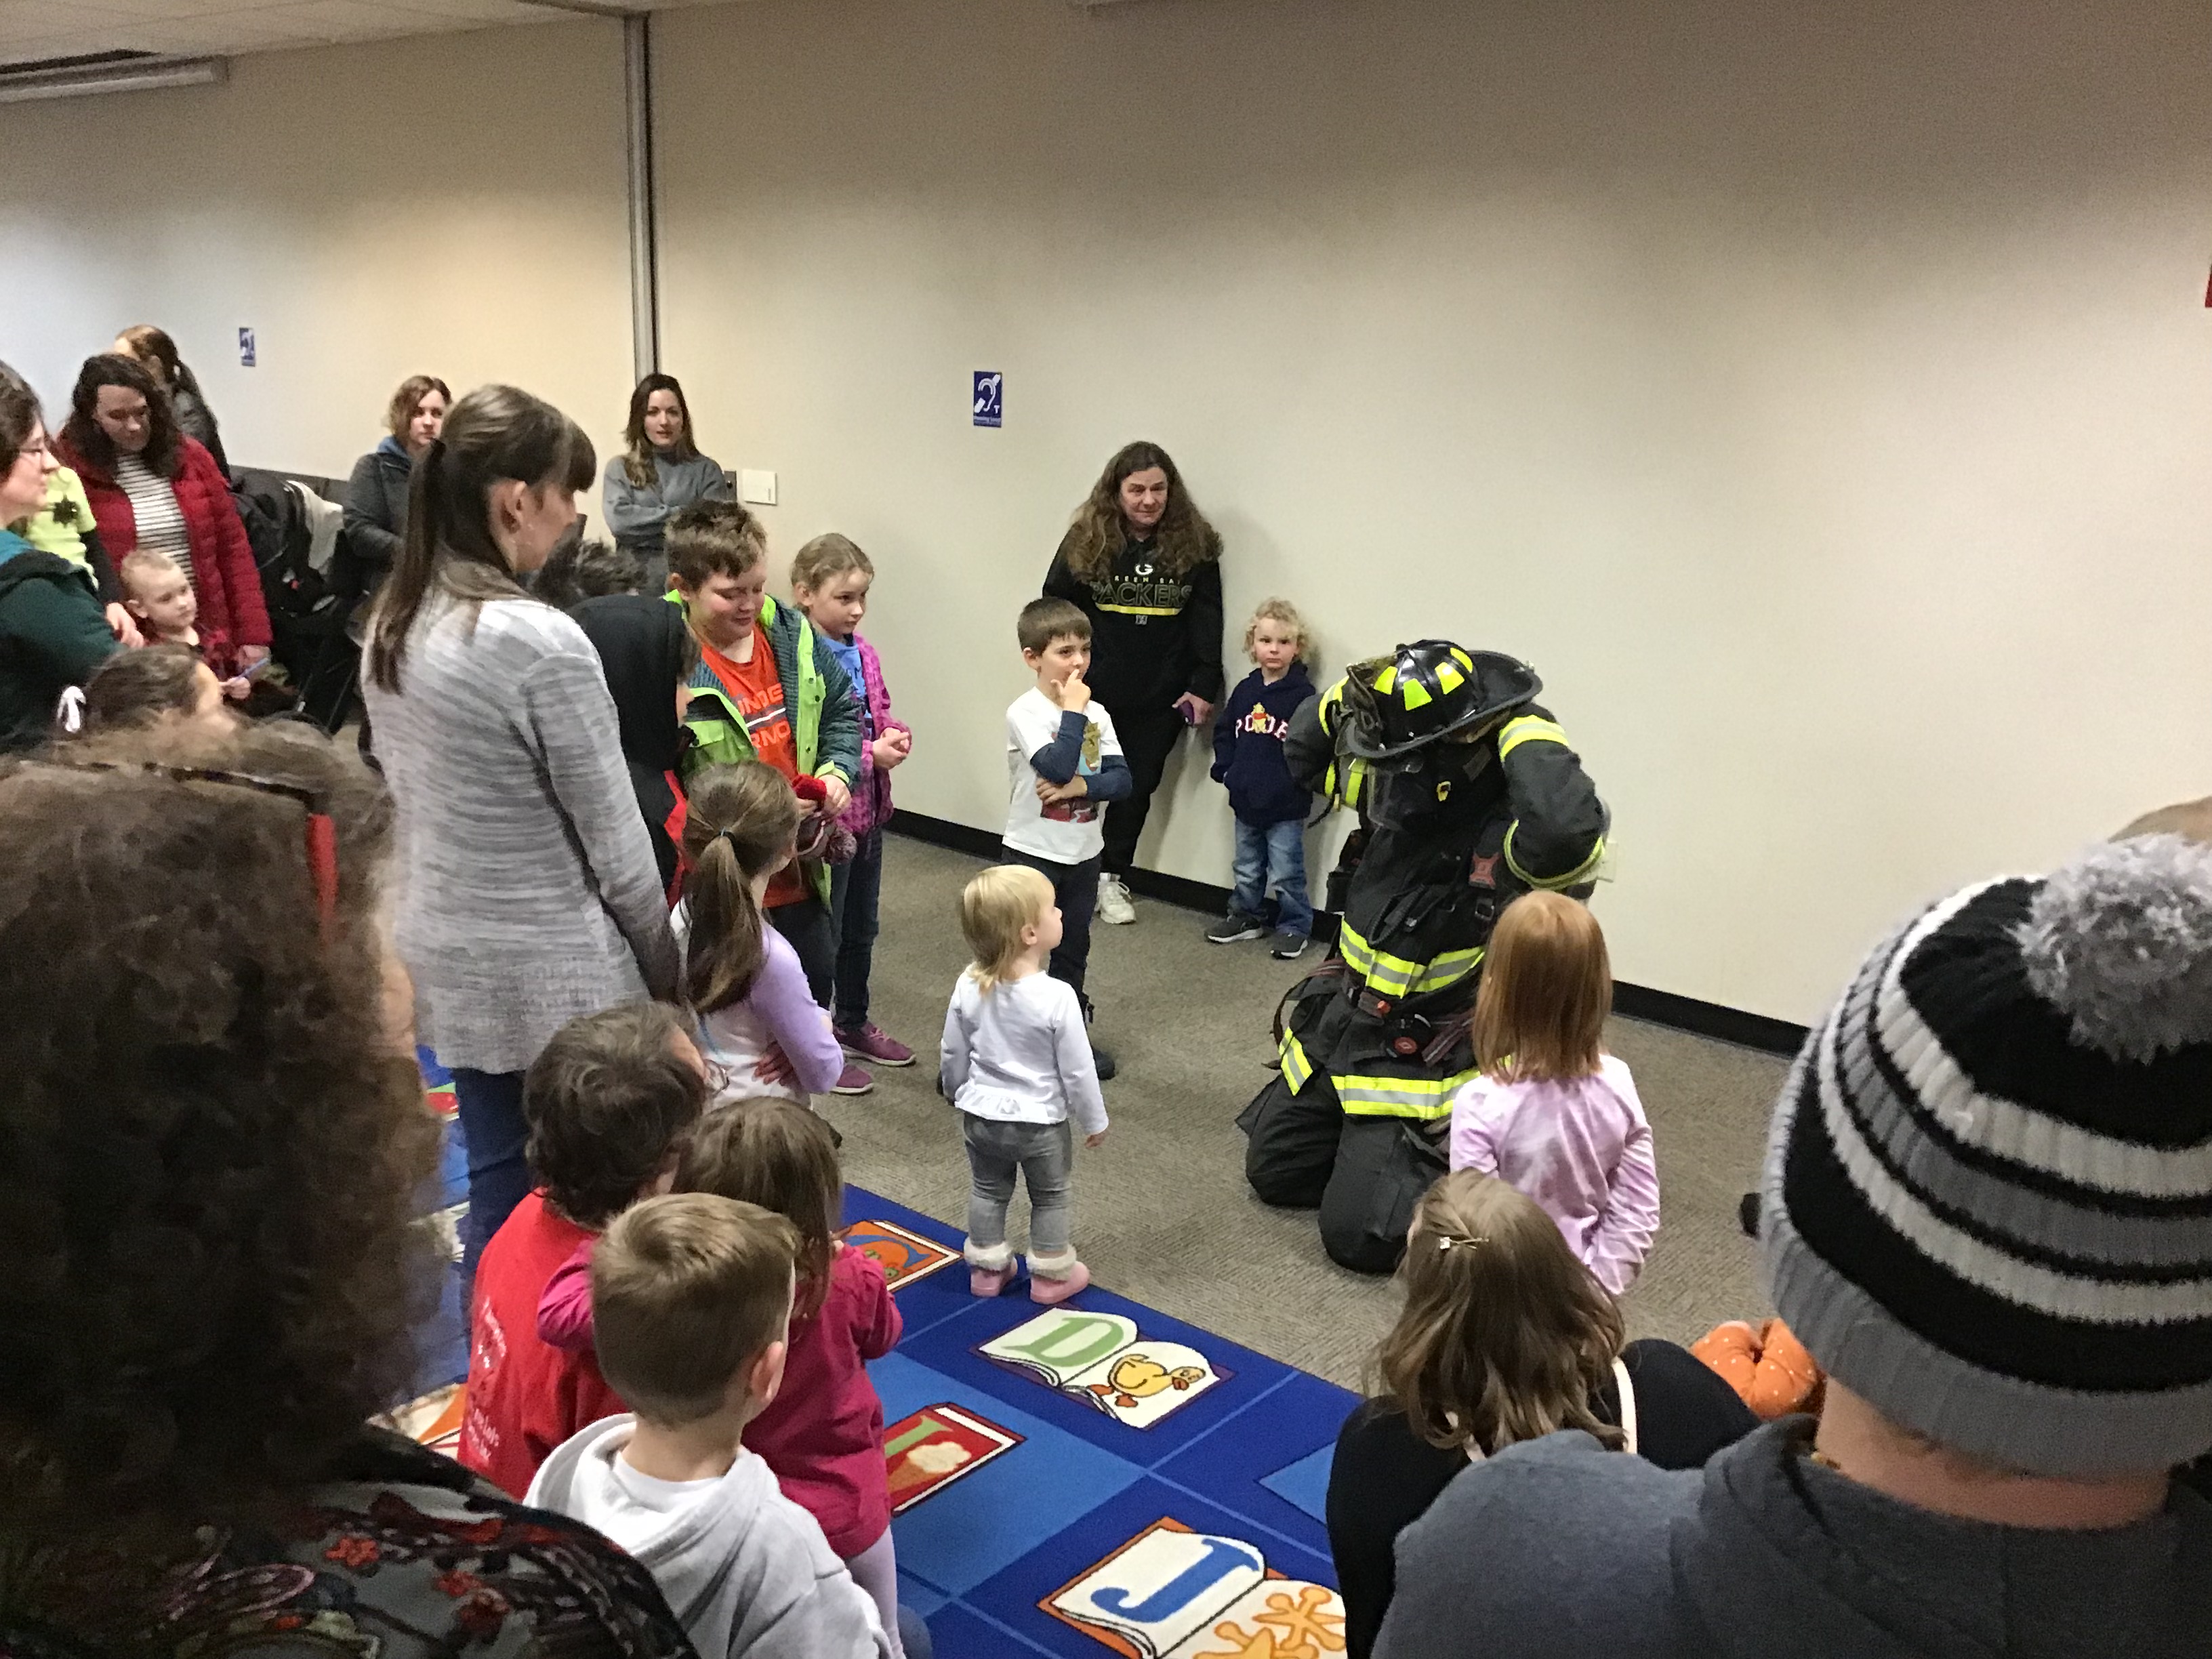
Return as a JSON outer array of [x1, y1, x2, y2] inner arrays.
[[0, 0, 732, 71]]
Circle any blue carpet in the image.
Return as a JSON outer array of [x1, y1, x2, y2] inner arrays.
[[409, 1072, 1357, 1657]]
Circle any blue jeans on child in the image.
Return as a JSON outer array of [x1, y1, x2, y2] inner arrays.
[[828, 827, 883, 1028], [1232, 817, 1313, 935], [962, 1115, 1077, 1270]]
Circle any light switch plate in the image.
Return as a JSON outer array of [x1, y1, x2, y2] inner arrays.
[[739, 469, 777, 506]]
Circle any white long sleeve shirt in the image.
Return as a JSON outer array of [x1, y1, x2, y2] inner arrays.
[[939, 970, 1107, 1137]]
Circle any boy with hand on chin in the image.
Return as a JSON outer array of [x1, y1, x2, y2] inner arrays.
[[527, 1193, 893, 1659], [1000, 598, 1131, 1079]]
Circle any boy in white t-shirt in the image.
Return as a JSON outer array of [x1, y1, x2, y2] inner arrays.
[[1000, 598, 1132, 1078]]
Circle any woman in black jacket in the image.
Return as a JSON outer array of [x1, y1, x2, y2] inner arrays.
[[1326, 1170, 1756, 1659], [345, 374, 451, 597], [1042, 440, 1224, 924]]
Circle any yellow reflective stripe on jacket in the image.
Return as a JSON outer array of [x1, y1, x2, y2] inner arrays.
[[1497, 714, 1568, 760], [1338, 920, 1484, 998], [1337, 1065, 1481, 1120], [1504, 825, 1606, 891], [1279, 1028, 1315, 1092]]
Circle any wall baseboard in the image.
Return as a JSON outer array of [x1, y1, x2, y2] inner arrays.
[[886, 810, 1809, 1058]]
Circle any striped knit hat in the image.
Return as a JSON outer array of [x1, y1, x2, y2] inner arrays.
[[1761, 832, 2212, 1476]]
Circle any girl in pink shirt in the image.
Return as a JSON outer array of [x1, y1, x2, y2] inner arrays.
[[1446, 890, 1660, 1295], [537, 1096, 906, 1653]]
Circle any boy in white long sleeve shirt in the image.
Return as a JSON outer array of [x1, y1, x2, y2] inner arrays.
[[943, 863, 1109, 1303], [527, 1193, 890, 1659]]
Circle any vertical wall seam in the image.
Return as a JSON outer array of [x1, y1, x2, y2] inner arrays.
[[623, 10, 659, 379]]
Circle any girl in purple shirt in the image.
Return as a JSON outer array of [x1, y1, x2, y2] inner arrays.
[[1447, 890, 1660, 1294], [677, 761, 846, 1104]]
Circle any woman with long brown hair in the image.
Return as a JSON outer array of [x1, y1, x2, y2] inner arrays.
[[113, 322, 227, 475], [364, 383, 678, 1282], [0, 365, 116, 750], [1042, 439, 1225, 924], [1325, 1171, 1754, 1659], [0, 718, 694, 1659], [56, 352, 270, 676], [602, 371, 731, 589]]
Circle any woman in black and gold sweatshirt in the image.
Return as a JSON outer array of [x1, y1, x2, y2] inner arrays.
[[1042, 440, 1225, 924]]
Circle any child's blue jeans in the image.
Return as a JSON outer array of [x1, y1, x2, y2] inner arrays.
[[1232, 817, 1313, 936]]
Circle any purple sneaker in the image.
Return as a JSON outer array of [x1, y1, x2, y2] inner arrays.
[[830, 1062, 875, 1096], [836, 1022, 915, 1067]]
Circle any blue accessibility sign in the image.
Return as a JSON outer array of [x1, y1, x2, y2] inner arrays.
[[972, 370, 1003, 428]]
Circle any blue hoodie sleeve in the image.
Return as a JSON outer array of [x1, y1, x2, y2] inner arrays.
[[1028, 708, 1090, 783]]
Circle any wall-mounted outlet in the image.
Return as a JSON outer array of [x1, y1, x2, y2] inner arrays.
[[739, 468, 777, 506]]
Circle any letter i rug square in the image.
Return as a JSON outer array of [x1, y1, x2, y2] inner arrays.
[[393, 1122, 1357, 1658]]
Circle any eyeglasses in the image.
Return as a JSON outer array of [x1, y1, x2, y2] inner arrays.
[[56, 760, 338, 939]]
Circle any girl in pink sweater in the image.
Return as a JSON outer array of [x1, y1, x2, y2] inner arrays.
[[1446, 891, 1660, 1295], [538, 1096, 905, 1653]]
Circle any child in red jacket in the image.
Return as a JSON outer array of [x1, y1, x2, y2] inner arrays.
[[538, 1096, 909, 1654]]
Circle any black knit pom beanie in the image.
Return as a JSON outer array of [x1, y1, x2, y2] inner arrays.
[[1761, 832, 2212, 1477]]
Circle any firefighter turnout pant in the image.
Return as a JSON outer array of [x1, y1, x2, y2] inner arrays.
[[1238, 1065, 1453, 1275]]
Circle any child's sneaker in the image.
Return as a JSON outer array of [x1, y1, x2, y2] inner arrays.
[[1029, 1261, 1091, 1305], [836, 1022, 914, 1066], [830, 1062, 875, 1096], [1271, 927, 1309, 960], [1207, 911, 1269, 944], [1096, 872, 1136, 925], [970, 1263, 1016, 1298]]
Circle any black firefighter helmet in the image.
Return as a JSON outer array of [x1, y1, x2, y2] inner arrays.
[[1338, 640, 1540, 762]]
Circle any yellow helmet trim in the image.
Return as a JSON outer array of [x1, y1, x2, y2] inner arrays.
[[1372, 665, 1397, 694], [1399, 678, 1433, 710]]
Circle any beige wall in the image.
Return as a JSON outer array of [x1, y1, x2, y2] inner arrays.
[[0, 18, 635, 514], [3, 0, 2204, 1022], [653, 0, 2211, 1023]]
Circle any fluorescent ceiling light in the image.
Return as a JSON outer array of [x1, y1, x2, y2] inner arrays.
[[0, 56, 226, 105]]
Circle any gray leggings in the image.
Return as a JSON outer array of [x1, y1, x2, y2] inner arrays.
[[962, 1115, 1076, 1272]]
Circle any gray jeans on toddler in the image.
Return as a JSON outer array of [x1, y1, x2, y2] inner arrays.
[[962, 1114, 1078, 1276]]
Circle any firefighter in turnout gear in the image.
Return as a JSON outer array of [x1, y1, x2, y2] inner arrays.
[[1236, 640, 1607, 1273]]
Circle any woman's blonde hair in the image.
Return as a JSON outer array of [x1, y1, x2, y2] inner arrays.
[[1376, 1170, 1626, 1455], [680, 762, 802, 1015], [790, 533, 873, 594], [1473, 891, 1610, 1083], [1243, 597, 1308, 663], [960, 864, 1053, 992]]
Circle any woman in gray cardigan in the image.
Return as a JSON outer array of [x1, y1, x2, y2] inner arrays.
[[600, 372, 731, 590], [364, 383, 678, 1279]]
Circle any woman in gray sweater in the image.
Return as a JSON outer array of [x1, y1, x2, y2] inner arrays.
[[600, 373, 731, 590], [365, 383, 678, 1280]]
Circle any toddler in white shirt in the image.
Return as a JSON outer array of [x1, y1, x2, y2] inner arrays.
[[941, 863, 1108, 1303]]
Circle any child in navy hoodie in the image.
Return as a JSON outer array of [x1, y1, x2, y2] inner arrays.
[[1208, 598, 1319, 958]]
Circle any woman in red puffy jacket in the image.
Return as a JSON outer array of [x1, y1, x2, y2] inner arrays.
[[55, 353, 270, 672]]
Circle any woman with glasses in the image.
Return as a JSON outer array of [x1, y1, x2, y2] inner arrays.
[[0, 366, 117, 750], [56, 352, 270, 678], [364, 383, 678, 1282], [0, 719, 697, 1659]]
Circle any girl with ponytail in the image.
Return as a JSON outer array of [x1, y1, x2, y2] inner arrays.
[[680, 760, 847, 1105], [363, 384, 679, 1284]]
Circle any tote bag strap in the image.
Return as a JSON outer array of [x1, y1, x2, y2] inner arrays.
[[1610, 1356, 1639, 1457]]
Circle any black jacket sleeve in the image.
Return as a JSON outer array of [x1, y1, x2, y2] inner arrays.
[[1284, 679, 1340, 796], [1181, 551, 1225, 703], [1496, 701, 1606, 889], [344, 453, 403, 574], [1603, 1339, 1760, 1471], [80, 525, 121, 606]]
